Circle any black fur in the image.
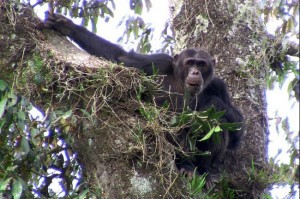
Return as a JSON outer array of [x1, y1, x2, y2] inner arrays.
[[44, 12, 244, 187]]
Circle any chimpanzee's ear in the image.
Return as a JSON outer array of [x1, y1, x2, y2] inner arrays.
[[174, 54, 179, 61], [211, 58, 216, 67]]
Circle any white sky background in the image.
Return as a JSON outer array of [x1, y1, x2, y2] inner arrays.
[[267, 80, 299, 199], [35, 0, 171, 52], [33, 0, 299, 198], [265, 19, 299, 164], [264, 10, 299, 198]]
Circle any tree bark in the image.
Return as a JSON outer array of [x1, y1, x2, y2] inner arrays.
[[171, 0, 269, 196], [0, 1, 271, 198], [0, 4, 180, 198]]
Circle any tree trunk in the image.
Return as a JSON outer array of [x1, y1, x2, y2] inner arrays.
[[0, 1, 269, 198], [171, 0, 268, 196]]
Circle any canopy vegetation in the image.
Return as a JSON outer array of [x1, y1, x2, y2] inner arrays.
[[0, 0, 298, 198]]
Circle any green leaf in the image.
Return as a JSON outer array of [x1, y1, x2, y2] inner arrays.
[[104, 6, 114, 17], [170, 116, 179, 126], [199, 126, 216, 142], [17, 111, 26, 121], [30, 128, 40, 145], [79, 188, 89, 199], [287, 18, 294, 33], [212, 110, 225, 120], [0, 119, 5, 130], [7, 93, 18, 107], [91, 17, 97, 33], [12, 179, 23, 199], [21, 137, 30, 155], [17, 120, 25, 131], [0, 98, 7, 118], [292, 4, 299, 16], [80, 109, 91, 117], [62, 110, 72, 119], [0, 79, 8, 91], [287, 80, 294, 94], [6, 165, 18, 171], [281, 21, 287, 34], [0, 178, 12, 190], [33, 74, 45, 85], [214, 126, 222, 132], [202, 106, 224, 119], [133, 23, 139, 38], [134, 0, 143, 15], [220, 122, 242, 131], [188, 137, 197, 151]]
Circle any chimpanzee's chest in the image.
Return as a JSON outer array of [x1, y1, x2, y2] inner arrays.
[[153, 75, 185, 112]]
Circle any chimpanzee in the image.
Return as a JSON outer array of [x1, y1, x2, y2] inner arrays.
[[44, 12, 244, 188]]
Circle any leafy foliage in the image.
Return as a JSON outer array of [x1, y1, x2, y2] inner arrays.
[[186, 172, 207, 198], [0, 79, 88, 198], [259, 0, 299, 35], [1, 0, 299, 198], [171, 107, 241, 151], [30, 0, 115, 33], [258, 0, 299, 101]]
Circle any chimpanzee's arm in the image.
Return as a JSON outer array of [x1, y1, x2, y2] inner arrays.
[[198, 78, 244, 149], [44, 12, 173, 76]]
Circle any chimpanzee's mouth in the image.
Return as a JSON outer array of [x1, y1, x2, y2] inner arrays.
[[187, 82, 199, 87]]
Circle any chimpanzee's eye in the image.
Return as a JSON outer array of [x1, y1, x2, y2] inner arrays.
[[186, 59, 194, 66], [196, 60, 206, 67]]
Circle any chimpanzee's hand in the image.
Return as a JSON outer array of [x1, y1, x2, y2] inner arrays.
[[44, 12, 74, 36]]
